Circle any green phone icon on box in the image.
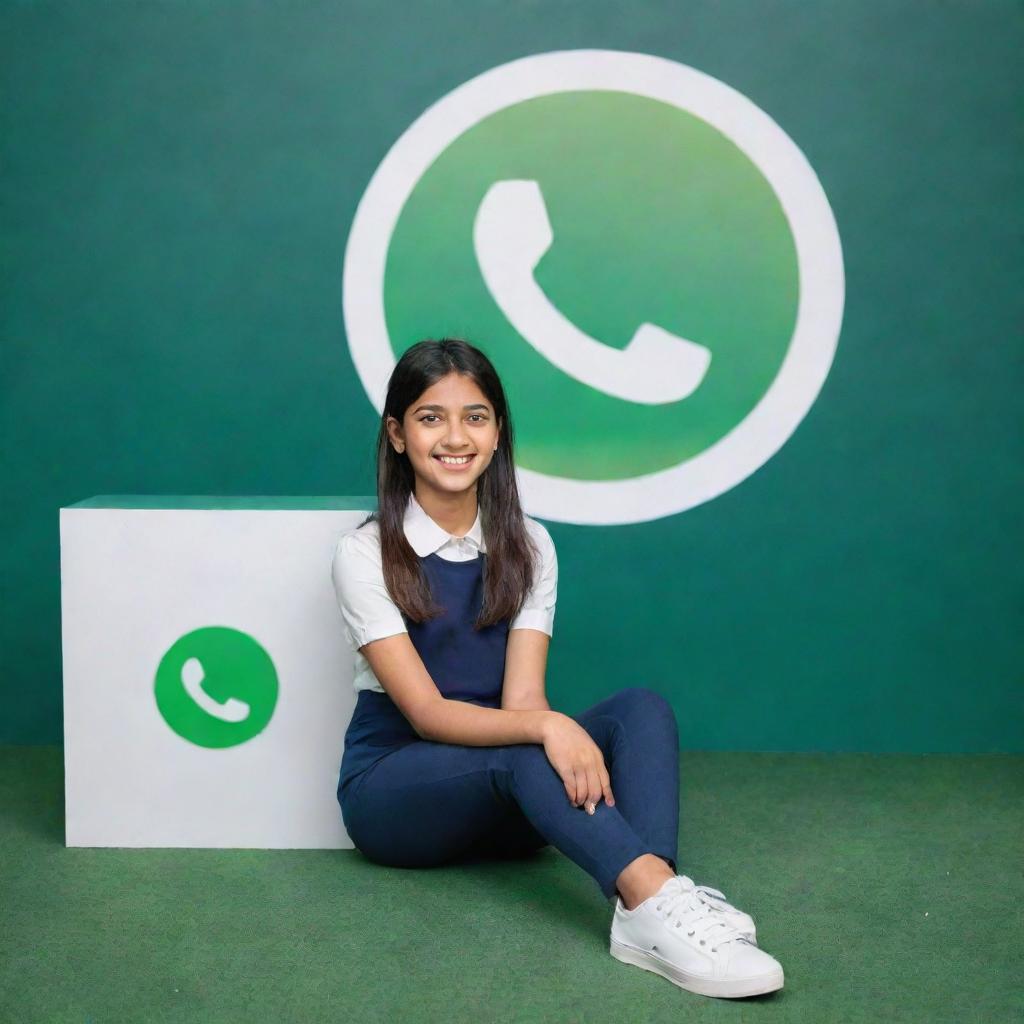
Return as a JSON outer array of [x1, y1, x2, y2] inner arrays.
[[155, 627, 278, 748]]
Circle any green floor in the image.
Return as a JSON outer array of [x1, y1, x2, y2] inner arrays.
[[2, 748, 1021, 1024]]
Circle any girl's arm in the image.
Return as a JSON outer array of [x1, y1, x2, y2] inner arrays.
[[501, 628, 552, 712], [360, 632, 554, 746], [418, 698, 554, 747]]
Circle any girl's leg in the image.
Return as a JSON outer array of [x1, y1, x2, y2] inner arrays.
[[570, 686, 680, 879], [466, 688, 679, 878], [342, 687, 678, 900], [458, 799, 549, 863], [341, 742, 526, 868]]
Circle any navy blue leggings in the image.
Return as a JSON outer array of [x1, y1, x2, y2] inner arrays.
[[340, 687, 680, 900]]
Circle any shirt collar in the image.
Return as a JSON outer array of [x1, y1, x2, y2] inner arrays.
[[404, 492, 486, 556]]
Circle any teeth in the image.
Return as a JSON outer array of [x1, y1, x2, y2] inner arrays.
[[437, 455, 472, 464]]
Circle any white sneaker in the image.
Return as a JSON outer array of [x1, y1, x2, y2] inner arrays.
[[610, 876, 784, 999]]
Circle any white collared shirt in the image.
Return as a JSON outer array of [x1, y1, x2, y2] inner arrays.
[[331, 492, 558, 693]]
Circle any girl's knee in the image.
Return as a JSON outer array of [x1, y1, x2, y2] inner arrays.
[[612, 686, 674, 716], [609, 687, 679, 736]]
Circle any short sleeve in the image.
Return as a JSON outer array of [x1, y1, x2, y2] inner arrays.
[[509, 518, 558, 636], [330, 529, 408, 650]]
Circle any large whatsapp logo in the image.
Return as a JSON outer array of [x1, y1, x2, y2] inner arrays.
[[343, 50, 844, 524]]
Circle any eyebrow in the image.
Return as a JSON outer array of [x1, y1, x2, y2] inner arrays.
[[413, 404, 491, 413]]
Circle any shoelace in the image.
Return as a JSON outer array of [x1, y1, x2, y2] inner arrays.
[[694, 884, 743, 917], [674, 874, 745, 919], [654, 890, 747, 954]]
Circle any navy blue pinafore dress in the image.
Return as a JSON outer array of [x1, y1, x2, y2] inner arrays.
[[336, 550, 510, 815]]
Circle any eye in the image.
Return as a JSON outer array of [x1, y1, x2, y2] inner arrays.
[[418, 413, 488, 424]]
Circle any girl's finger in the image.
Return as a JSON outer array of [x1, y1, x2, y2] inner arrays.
[[560, 768, 576, 805], [600, 766, 615, 807], [578, 768, 591, 808], [584, 765, 601, 813]]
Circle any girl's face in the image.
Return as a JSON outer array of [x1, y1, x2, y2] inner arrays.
[[387, 372, 502, 499]]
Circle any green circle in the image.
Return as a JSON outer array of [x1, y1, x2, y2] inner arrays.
[[154, 626, 278, 749], [384, 90, 799, 479]]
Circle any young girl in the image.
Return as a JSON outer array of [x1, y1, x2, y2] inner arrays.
[[331, 338, 784, 1000]]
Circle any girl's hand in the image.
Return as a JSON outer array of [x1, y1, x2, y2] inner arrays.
[[540, 713, 616, 813]]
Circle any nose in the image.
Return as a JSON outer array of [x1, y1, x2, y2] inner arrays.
[[443, 422, 471, 449]]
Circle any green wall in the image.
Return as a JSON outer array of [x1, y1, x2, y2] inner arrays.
[[2, 1, 1021, 751]]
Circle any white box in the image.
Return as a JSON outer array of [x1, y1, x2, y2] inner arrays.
[[59, 496, 374, 848]]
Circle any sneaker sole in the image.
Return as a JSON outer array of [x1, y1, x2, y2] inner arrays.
[[609, 937, 784, 999]]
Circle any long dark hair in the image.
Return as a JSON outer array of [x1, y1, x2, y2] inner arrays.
[[360, 337, 538, 629]]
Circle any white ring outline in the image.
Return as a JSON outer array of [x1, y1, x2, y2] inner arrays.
[[342, 49, 845, 525]]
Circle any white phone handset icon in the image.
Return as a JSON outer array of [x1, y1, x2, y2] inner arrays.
[[181, 656, 251, 723], [473, 180, 711, 405]]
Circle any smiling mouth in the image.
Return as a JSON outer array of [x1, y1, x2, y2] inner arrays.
[[433, 454, 476, 466]]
